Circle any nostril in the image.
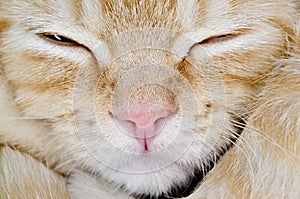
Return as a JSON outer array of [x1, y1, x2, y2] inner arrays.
[[154, 109, 174, 125], [153, 117, 167, 134], [111, 105, 178, 150], [154, 108, 177, 130], [116, 119, 138, 138], [120, 119, 136, 129]]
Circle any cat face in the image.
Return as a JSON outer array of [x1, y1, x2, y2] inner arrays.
[[0, 0, 296, 197]]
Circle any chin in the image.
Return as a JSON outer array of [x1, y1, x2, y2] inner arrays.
[[73, 102, 237, 198]]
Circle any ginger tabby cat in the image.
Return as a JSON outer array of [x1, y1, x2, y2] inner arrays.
[[0, 0, 299, 198]]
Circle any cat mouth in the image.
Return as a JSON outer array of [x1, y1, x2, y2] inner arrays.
[[132, 115, 246, 199]]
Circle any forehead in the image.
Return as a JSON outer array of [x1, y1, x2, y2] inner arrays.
[[2, 0, 260, 38], [67, 0, 245, 33]]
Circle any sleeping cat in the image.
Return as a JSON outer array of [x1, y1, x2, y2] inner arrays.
[[0, 0, 299, 198]]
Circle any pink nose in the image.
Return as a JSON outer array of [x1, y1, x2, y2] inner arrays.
[[114, 104, 176, 151]]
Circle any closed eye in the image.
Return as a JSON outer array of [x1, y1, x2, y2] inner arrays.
[[39, 33, 80, 46], [199, 33, 237, 45]]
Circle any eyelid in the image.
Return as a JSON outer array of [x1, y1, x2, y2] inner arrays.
[[198, 28, 250, 45], [198, 33, 238, 45], [39, 33, 79, 46]]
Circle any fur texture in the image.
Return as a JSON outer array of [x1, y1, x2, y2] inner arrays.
[[0, 0, 299, 198], [0, 146, 69, 199]]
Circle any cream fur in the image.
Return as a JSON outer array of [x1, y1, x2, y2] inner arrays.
[[0, 0, 299, 199], [0, 146, 69, 199]]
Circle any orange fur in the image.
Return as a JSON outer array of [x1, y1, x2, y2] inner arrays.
[[0, 0, 299, 198]]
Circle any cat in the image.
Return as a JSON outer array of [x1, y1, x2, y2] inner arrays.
[[0, 0, 299, 198]]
